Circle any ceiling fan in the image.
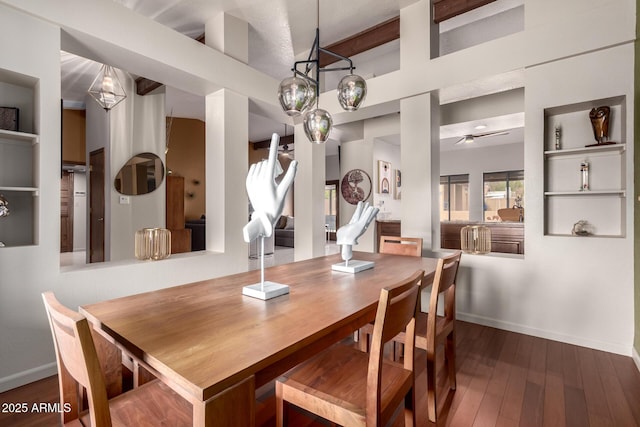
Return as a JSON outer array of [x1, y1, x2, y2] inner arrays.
[[278, 143, 294, 156], [454, 130, 509, 145], [278, 124, 294, 156]]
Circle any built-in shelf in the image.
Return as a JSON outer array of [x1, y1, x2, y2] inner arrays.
[[0, 129, 38, 144], [544, 143, 625, 157], [0, 186, 38, 194], [0, 71, 38, 247], [544, 190, 625, 197], [543, 95, 626, 237]]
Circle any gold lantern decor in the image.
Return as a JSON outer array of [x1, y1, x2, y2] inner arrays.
[[135, 228, 171, 260], [460, 225, 491, 255]]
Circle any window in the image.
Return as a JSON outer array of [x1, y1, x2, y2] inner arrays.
[[483, 170, 524, 222], [440, 174, 469, 221]]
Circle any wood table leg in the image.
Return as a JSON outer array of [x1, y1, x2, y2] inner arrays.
[[193, 376, 256, 426]]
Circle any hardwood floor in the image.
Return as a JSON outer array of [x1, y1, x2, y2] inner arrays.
[[2, 321, 639, 426]]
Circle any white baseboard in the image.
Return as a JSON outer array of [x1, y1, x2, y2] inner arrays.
[[0, 362, 57, 393], [457, 312, 632, 356], [633, 347, 640, 373]]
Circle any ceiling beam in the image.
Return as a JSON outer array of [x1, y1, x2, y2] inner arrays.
[[319, 16, 400, 68], [137, 15, 400, 96], [432, 0, 496, 24], [136, 33, 205, 96], [252, 134, 294, 150]]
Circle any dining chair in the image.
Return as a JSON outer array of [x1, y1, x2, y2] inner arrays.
[[275, 269, 424, 427], [42, 292, 192, 427], [358, 235, 423, 353], [378, 235, 423, 257], [391, 250, 462, 422]]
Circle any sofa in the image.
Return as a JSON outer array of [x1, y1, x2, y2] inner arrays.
[[274, 215, 294, 247], [185, 216, 206, 251]]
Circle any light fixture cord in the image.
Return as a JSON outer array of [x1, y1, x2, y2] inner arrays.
[[316, 0, 320, 109]]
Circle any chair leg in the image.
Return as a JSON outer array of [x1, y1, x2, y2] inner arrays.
[[426, 352, 437, 422], [404, 386, 416, 427], [445, 332, 456, 391], [275, 381, 288, 427]]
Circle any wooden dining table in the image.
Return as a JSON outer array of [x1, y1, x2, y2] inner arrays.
[[80, 251, 439, 426]]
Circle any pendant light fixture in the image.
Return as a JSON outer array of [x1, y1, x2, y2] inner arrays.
[[88, 64, 127, 111], [277, 0, 367, 143]]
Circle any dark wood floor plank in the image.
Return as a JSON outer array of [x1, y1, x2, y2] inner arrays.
[[543, 372, 565, 427], [3, 321, 640, 427], [499, 364, 527, 423], [528, 337, 548, 386], [609, 352, 640, 425], [546, 339, 564, 377], [472, 393, 502, 427], [575, 345, 612, 424], [599, 356, 638, 427], [561, 344, 583, 389], [485, 330, 519, 398], [564, 385, 589, 427], [519, 380, 544, 427]]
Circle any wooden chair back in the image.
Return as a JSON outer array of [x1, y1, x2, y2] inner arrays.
[[427, 251, 461, 335], [366, 269, 424, 424], [379, 235, 423, 257], [42, 292, 112, 426]]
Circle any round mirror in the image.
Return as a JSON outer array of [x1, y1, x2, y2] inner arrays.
[[114, 152, 165, 195]]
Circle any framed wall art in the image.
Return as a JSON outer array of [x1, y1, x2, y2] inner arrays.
[[377, 160, 391, 194]]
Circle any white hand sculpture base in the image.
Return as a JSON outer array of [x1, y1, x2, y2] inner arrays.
[[331, 259, 375, 274], [243, 235, 289, 300]]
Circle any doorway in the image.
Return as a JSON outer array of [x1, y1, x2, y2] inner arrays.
[[325, 180, 339, 241], [60, 170, 74, 252], [89, 148, 105, 263]]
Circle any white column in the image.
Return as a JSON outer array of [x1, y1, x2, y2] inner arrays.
[[204, 14, 249, 263], [401, 93, 440, 254], [293, 124, 326, 261], [400, 0, 438, 69], [205, 13, 248, 63]]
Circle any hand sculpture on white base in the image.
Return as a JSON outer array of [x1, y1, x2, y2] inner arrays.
[[336, 201, 379, 264], [243, 133, 298, 243]]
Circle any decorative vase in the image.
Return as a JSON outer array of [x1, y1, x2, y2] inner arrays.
[[135, 228, 171, 260]]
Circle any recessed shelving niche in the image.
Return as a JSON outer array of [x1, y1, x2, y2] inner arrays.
[[0, 68, 38, 247], [543, 96, 626, 237]]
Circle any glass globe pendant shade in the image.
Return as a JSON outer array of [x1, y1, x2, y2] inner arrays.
[[277, 76, 312, 116], [337, 74, 367, 111], [303, 108, 332, 144], [88, 64, 127, 111]]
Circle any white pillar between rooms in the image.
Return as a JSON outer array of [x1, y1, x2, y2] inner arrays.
[[204, 14, 249, 261], [293, 122, 326, 261], [400, 0, 440, 255], [401, 94, 440, 254]]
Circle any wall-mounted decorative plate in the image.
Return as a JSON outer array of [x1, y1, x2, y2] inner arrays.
[[341, 169, 372, 205]]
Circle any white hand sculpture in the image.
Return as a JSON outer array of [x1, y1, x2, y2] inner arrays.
[[336, 201, 379, 263], [243, 133, 298, 243]]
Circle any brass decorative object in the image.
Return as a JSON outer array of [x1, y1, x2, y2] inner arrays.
[[460, 225, 491, 255], [587, 106, 615, 147], [135, 228, 171, 260]]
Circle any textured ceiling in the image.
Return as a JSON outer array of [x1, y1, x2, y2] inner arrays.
[[62, 0, 525, 150]]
